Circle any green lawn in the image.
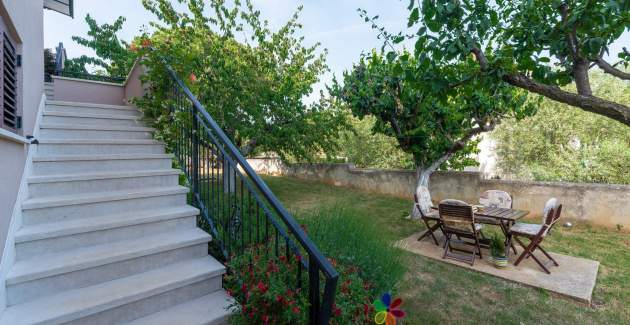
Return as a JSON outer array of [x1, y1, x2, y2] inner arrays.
[[262, 175, 630, 325]]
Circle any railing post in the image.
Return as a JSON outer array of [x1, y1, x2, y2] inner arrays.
[[191, 103, 199, 196], [308, 255, 320, 325]]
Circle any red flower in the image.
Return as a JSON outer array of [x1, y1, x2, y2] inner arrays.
[[295, 255, 302, 262], [262, 315, 270, 325], [292, 306, 301, 314], [257, 281, 268, 294], [241, 283, 247, 293], [189, 73, 198, 83], [141, 38, 151, 48], [275, 295, 284, 303], [332, 303, 342, 317], [226, 289, 233, 297]]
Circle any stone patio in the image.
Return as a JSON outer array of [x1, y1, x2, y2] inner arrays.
[[397, 231, 600, 303]]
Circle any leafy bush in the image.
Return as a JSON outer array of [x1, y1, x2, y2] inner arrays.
[[224, 247, 374, 325], [332, 115, 414, 170], [224, 249, 309, 324], [299, 207, 406, 295]]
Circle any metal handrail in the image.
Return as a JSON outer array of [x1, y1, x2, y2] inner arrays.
[[157, 58, 339, 324]]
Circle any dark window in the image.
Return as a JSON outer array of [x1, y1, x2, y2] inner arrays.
[[1, 32, 18, 131]]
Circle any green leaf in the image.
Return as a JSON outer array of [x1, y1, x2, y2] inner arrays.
[[408, 8, 419, 27]]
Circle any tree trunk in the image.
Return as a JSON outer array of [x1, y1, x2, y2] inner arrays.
[[573, 59, 592, 96], [409, 167, 433, 219], [220, 152, 236, 194]]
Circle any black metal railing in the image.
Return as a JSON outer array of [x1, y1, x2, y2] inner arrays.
[[55, 70, 126, 84], [158, 61, 338, 323], [48, 42, 125, 84]]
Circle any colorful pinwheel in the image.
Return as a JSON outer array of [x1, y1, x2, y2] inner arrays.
[[373, 293, 405, 325]]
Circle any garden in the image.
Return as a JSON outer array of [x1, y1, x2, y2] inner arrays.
[[263, 175, 629, 324], [57, 0, 630, 323]]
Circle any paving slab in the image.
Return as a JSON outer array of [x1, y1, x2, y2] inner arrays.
[[397, 231, 599, 303]]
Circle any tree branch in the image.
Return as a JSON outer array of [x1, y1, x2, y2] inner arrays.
[[559, 3, 579, 59], [471, 47, 489, 70], [470, 46, 630, 126], [503, 73, 630, 126], [593, 57, 630, 80]]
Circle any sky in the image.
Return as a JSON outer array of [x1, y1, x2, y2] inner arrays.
[[44, 0, 629, 100]]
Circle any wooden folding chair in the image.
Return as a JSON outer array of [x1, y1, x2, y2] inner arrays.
[[439, 199, 484, 266], [414, 186, 443, 246], [507, 198, 562, 274]]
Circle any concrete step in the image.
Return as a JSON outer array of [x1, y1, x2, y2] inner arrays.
[[15, 205, 199, 258], [0, 257, 225, 325], [32, 153, 174, 175], [128, 291, 233, 325], [39, 123, 154, 140], [45, 100, 141, 117], [21, 186, 189, 225], [27, 169, 180, 197], [42, 111, 143, 127], [36, 139, 165, 155], [6, 228, 212, 305]]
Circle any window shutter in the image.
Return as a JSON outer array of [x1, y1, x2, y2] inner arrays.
[[1, 32, 18, 131]]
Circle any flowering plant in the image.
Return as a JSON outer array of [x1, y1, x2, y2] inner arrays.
[[224, 247, 376, 324], [224, 248, 309, 325]]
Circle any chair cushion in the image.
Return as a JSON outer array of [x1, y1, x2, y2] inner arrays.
[[510, 222, 542, 236], [479, 190, 512, 209], [542, 198, 559, 224], [440, 199, 469, 206], [415, 186, 433, 216], [423, 210, 440, 220]]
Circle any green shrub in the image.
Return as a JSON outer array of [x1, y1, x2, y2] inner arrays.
[[224, 246, 374, 324], [299, 206, 406, 295], [224, 248, 309, 325]]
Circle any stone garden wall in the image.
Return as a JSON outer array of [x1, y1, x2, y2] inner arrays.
[[248, 158, 630, 228]]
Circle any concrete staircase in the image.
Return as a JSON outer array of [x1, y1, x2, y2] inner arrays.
[[44, 82, 54, 100], [0, 101, 232, 325]]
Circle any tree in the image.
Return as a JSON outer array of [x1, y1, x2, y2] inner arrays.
[[403, 0, 630, 126], [67, 14, 136, 77], [137, 0, 347, 161], [492, 72, 630, 184], [334, 115, 414, 170], [44, 48, 56, 81], [332, 50, 533, 217]]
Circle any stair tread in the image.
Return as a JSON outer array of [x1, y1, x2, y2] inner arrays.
[[15, 205, 198, 243], [128, 291, 234, 325], [7, 228, 212, 285], [43, 110, 140, 120], [46, 100, 137, 111], [27, 168, 180, 183], [0, 257, 225, 325], [39, 123, 154, 131], [33, 153, 173, 162], [38, 139, 160, 145], [22, 186, 189, 210]]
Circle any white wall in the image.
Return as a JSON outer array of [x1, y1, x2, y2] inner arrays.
[[0, 0, 44, 262]]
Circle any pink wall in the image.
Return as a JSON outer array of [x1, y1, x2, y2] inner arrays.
[[51, 62, 148, 106], [52, 76, 126, 106], [124, 62, 147, 103]]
